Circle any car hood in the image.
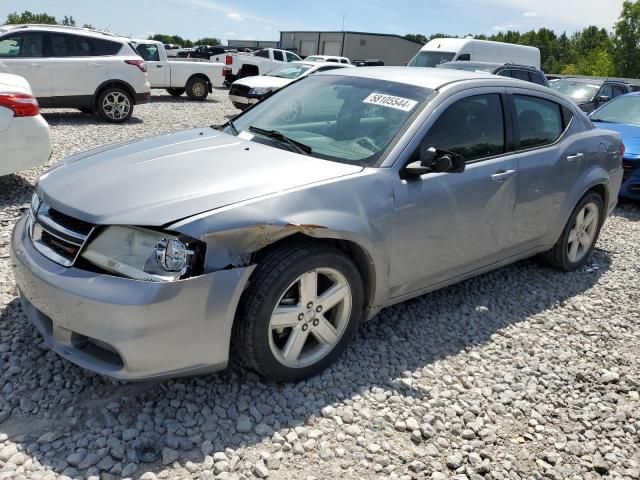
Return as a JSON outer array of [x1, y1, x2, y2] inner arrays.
[[593, 121, 640, 156], [37, 128, 363, 226], [234, 75, 292, 89]]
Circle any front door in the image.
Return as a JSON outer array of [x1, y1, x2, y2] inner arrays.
[[136, 43, 167, 87], [0, 32, 51, 102], [389, 90, 518, 298]]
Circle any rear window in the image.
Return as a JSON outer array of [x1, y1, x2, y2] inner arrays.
[[136, 43, 160, 62], [92, 38, 122, 56], [514, 95, 563, 149], [273, 50, 284, 61], [50, 33, 92, 57]]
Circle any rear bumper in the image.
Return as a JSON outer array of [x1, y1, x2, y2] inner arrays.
[[0, 115, 52, 176], [10, 215, 255, 380], [135, 91, 151, 105]]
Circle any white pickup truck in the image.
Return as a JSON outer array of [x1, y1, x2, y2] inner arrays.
[[132, 40, 224, 100], [222, 48, 302, 84]]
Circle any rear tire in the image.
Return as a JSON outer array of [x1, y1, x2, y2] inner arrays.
[[234, 242, 364, 383], [96, 87, 133, 123], [538, 191, 604, 271], [185, 77, 209, 101], [166, 88, 185, 97]]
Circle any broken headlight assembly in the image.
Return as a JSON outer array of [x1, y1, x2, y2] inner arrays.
[[81, 226, 205, 282]]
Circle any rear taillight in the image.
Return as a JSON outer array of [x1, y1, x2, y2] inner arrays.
[[0, 93, 39, 117], [223, 67, 231, 77], [125, 59, 147, 72], [620, 143, 626, 158], [225, 55, 232, 65]]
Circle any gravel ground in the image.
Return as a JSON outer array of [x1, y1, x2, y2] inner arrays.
[[1, 88, 639, 480]]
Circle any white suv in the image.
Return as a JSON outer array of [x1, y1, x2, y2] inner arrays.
[[0, 25, 150, 123]]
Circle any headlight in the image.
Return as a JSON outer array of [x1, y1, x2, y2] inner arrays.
[[249, 87, 273, 96], [81, 226, 203, 282]]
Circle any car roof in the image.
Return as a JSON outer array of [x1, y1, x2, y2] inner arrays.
[[317, 66, 509, 89], [0, 24, 129, 43], [555, 77, 628, 85], [441, 61, 540, 70]]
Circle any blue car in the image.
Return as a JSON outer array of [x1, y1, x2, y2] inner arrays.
[[590, 93, 640, 200]]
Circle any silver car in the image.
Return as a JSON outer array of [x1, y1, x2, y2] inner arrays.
[[11, 68, 623, 382]]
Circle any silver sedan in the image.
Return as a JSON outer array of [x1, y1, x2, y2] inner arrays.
[[11, 67, 623, 382]]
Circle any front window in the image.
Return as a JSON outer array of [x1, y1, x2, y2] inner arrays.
[[421, 94, 505, 161], [136, 43, 160, 62], [408, 51, 456, 67], [591, 95, 640, 125], [550, 79, 600, 102], [227, 75, 434, 166], [266, 63, 313, 79], [0, 33, 43, 58]]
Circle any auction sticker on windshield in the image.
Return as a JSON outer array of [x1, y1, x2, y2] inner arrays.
[[363, 93, 418, 112]]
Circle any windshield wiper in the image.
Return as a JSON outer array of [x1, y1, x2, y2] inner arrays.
[[248, 126, 312, 155], [212, 119, 239, 136]]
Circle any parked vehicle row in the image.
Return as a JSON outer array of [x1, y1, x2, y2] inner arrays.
[[229, 61, 353, 109], [223, 48, 302, 84], [10, 66, 623, 383]]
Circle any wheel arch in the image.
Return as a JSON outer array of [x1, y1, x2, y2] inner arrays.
[[252, 233, 377, 320], [94, 80, 137, 106], [187, 73, 212, 92]]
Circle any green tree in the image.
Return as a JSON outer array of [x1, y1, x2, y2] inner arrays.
[[404, 33, 429, 44], [60, 15, 76, 26], [6, 10, 57, 24], [194, 37, 221, 46], [613, 0, 640, 77]]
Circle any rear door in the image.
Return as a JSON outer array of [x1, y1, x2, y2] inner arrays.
[[47, 33, 108, 104], [0, 32, 50, 102], [503, 88, 581, 254]]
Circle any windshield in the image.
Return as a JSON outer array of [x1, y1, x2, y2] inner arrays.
[[436, 62, 496, 73], [550, 79, 600, 102], [408, 51, 456, 67], [591, 95, 640, 125], [266, 63, 313, 79], [227, 75, 434, 166]]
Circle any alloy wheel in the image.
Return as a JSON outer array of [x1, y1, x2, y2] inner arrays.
[[102, 92, 131, 120], [567, 202, 599, 263], [268, 268, 352, 368]]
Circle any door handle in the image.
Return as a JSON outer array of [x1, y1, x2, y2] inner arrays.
[[156, 64, 163, 68], [491, 169, 517, 182], [566, 153, 584, 162], [30, 63, 41, 68]]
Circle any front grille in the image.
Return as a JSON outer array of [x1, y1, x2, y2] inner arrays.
[[230, 84, 251, 96], [622, 160, 635, 182], [28, 201, 94, 267]]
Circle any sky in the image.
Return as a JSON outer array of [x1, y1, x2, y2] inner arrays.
[[0, 0, 627, 43]]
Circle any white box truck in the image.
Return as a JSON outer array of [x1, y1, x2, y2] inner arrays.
[[408, 38, 540, 69]]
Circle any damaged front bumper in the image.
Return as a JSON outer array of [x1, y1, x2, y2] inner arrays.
[[10, 215, 255, 380]]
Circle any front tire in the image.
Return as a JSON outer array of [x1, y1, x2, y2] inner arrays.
[[539, 192, 604, 271], [96, 87, 133, 123], [234, 242, 364, 382], [166, 88, 185, 97], [185, 77, 209, 101]]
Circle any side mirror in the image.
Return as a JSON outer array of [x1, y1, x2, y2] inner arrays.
[[403, 147, 466, 178], [597, 95, 611, 104]]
